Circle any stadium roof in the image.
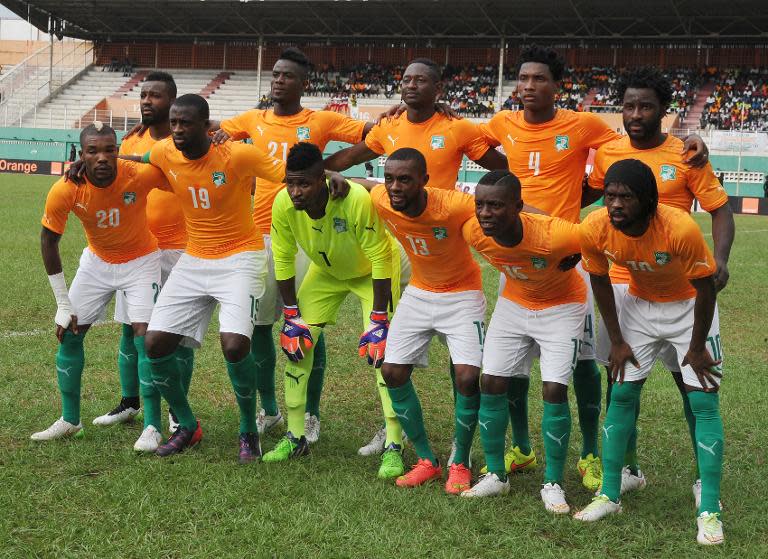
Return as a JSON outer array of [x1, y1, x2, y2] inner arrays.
[[4, 0, 768, 42]]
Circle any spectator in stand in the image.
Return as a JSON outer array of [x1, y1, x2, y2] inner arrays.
[[122, 57, 133, 77]]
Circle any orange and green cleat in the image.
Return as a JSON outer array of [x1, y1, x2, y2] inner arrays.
[[445, 463, 472, 495], [395, 458, 442, 488]]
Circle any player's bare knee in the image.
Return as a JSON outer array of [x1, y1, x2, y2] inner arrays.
[[480, 373, 508, 395], [454, 365, 480, 396], [220, 333, 250, 363], [131, 322, 148, 337], [542, 381, 568, 403], [381, 362, 411, 387], [145, 331, 175, 359]]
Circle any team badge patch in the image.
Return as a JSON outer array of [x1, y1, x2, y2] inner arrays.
[[333, 217, 348, 233], [433, 227, 448, 240], [123, 192, 136, 205], [297, 127, 311, 141], [430, 135, 446, 150], [654, 251, 672, 265], [212, 171, 226, 187], [531, 256, 547, 270], [555, 135, 570, 151], [660, 165, 677, 182]]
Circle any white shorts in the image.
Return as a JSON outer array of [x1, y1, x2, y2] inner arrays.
[[114, 248, 183, 324], [498, 261, 595, 362], [69, 248, 160, 326], [595, 283, 681, 372], [616, 292, 723, 389], [385, 286, 486, 367], [148, 250, 268, 347], [255, 234, 311, 326], [483, 297, 586, 385]]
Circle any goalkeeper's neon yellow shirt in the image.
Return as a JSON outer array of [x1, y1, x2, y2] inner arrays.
[[271, 181, 393, 282]]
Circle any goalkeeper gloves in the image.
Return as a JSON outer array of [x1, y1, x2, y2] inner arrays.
[[358, 310, 389, 368], [280, 305, 313, 362]]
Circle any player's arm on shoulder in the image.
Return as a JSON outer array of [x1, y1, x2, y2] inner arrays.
[[461, 121, 506, 169], [555, 219, 583, 271], [324, 140, 380, 172], [354, 192, 392, 279], [325, 110, 369, 144], [135, 161, 172, 192], [583, 112, 619, 149], [477, 116, 502, 147], [681, 133, 709, 168], [217, 110, 257, 142], [473, 146, 508, 170]]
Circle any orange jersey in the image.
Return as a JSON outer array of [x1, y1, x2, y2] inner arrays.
[[579, 205, 716, 303], [365, 112, 490, 189], [588, 134, 729, 285], [220, 108, 365, 234], [370, 185, 481, 292], [148, 138, 285, 259], [120, 131, 187, 249], [480, 109, 617, 223], [463, 214, 586, 310], [42, 159, 166, 264]]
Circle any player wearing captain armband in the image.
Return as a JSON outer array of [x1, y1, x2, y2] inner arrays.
[[33, 122, 169, 451], [460, 171, 588, 515], [574, 159, 725, 547], [265, 142, 403, 479]]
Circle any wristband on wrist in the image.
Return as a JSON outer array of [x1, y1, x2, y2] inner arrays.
[[283, 305, 300, 319], [47, 272, 72, 308], [370, 311, 388, 323]]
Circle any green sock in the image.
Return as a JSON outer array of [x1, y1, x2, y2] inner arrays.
[[452, 392, 479, 466], [226, 354, 259, 433], [573, 359, 601, 458], [175, 345, 194, 395], [507, 376, 531, 455], [305, 332, 326, 418], [606, 379, 640, 473], [377, 370, 403, 446], [250, 325, 278, 415], [133, 336, 162, 430], [148, 353, 196, 430], [681, 388, 700, 479], [688, 391, 723, 515], [479, 392, 509, 480], [56, 330, 85, 425], [601, 382, 642, 502], [388, 380, 436, 464], [284, 326, 320, 438], [542, 401, 572, 484], [117, 323, 139, 398]]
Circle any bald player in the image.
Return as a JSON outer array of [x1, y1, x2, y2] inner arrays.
[[478, 45, 709, 491], [142, 94, 285, 463], [91, 71, 195, 444], [588, 67, 734, 498], [575, 159, 725, 547], [33, 123, 169, 449], [460, 171, 588, 514]]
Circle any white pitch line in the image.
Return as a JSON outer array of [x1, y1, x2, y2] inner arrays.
[[0, 320, 116, 340]]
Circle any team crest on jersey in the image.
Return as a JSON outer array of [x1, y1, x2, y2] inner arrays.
[[433, 227, 448, 240], [333, 217, 347, 233], [660, 165, 677, 182], [654, 251, 672, 265], [297, 127, 311, 141], [555, 135, 570, 151], [430, 135, 446, 150], [123, 192, 136, 205], [212, 171, 226, 187], [531, 256, 547, 270]]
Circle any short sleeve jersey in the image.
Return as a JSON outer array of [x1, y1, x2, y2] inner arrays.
[[148, 139, 285, 259], [463, 214, 586, 310], [271, 181, 392, 282], [588, 135, 729, 285], [579, 205, 716, 302], [42, 159, 165, 263], [220, 108, 365, 234], [370, 185, 482, 292], [120, 131, 187, 249], [480, 109, 618, 223], [365, 112, 490, 189]]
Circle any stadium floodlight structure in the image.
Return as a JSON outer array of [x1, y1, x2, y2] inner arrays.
[[3, 0, 768, 42]]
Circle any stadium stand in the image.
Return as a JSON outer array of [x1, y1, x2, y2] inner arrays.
[[701, 67, 768, 131]]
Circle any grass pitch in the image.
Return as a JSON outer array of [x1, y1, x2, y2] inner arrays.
[[0, 173, 767, 558]]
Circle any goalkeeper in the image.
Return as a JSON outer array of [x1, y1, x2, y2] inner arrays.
[[264, 142, 403, 479]]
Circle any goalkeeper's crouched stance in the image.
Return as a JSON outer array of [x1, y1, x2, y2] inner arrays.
[[263, 142, 405, 479]]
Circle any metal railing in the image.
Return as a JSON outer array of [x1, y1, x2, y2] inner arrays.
[[1, 104, 139, 131], [0, 40, 94, 122]]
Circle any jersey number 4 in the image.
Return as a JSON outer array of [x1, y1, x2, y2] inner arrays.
[[528, 152, 541, 176]]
